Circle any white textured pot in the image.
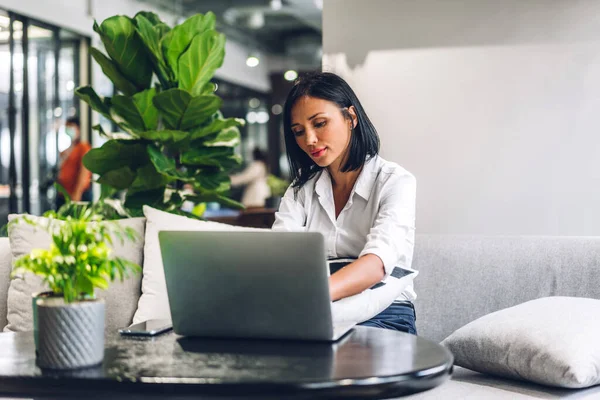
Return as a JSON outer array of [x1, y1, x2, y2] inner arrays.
[[36, 297, 105, 370]]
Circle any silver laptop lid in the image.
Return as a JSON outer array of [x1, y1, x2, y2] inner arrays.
[[159, 231, 334, 341]]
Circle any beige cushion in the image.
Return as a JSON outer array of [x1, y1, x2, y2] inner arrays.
[[0, 237, 11, 329], [133, 206, 267, 323], [442, 297, 600, 389], [4, 215, 145, 334]]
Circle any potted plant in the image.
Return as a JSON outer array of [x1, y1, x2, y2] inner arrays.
[[9, 206, 140, 369], [76, 11, 245, 217]]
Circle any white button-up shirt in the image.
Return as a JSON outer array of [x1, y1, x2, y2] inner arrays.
[[272, 155, 417, 301]]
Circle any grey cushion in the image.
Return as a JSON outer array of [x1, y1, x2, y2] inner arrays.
[[402, 366, 600, 399], [0, 237, 11, 329], [442, 297, 600, 388], [412, 235, 600, 342], [3, 215, 145, 334]]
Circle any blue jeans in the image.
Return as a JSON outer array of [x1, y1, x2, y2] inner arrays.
[[358, 301, 417, 335]]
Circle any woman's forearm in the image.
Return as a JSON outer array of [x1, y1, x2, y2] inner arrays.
[[329, 254, 385, 301]]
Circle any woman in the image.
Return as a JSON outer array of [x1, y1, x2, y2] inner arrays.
[[230, 147, 271, 208], [272, 72, 417, 334]]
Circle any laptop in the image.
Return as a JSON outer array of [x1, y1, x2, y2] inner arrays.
[[158, 231, 355, 341]]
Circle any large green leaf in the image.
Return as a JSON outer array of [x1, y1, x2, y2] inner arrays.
[[134, 11, 163, 26], [137, 130, 188, 143], [90, 47, 137, 96], [75, 86, 112, 121], [130, 163, 170, 192], [134, 13, 172, 84], [124, 188, 165, 210], [152, 88, 191, 129], [201, 126, 240, 147], [111, 96, 145, 131], [147, 145, 194, 181], [83, 140, 149, 175], [194, 171, 230, 191], [111, 88, 158, 132], [178, 30, 225, 96], [153, 89, 219, 130], [180, 95, 221, 130], [161, 13, 216, 80], [189, 117, 245, 140], [97, 166, 136, 189], [94, 16, 152, 91], [181, 146, 234, 167], [133, 88, 159, 130]]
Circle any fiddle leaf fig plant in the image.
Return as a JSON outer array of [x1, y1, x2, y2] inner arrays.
[[76, 11, 245, 216]]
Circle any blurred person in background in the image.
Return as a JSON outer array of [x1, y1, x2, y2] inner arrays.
[[56, 117, 92, 209], [230, 147, 271, 208]]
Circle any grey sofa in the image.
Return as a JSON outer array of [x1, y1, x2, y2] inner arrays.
[[1, 234, 600, 398]]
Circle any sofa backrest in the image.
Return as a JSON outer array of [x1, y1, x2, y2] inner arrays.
[[0, 237, 11, 329], [413, 234, 600, 342]]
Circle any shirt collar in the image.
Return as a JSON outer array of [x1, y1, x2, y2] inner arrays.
[[314, 155, 379, 201], [354, 155, 379, 201]]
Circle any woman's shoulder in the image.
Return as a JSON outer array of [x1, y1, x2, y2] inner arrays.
[[372, 155, 416, 183]]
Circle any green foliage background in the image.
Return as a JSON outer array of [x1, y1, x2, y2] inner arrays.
[[77, 11, 245, 216]]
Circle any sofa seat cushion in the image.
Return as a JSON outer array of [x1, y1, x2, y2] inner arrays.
[[403, 366, 600, 399], [4, 215, 145, 334]]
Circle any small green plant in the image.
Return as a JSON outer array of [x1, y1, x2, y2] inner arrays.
[[9, 207, 140, 303], [267, 174, 290, 198]]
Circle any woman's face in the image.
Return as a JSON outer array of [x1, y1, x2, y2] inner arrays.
[[290, 96, 356, 168]]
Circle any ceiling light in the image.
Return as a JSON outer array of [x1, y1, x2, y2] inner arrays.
[[284, 70, 298, 81], [246, 55, 260, 68], [256, 111, 270, 124], [270, 0, 282, 10], [66, 80, 75, 91], [248, 11, 265, 29], [246, 111, 258, 124], [249, 98, 261, 108], [271, 104, 283, 115]]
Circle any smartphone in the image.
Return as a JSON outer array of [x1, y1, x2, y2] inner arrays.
[[119, 319, 173, 337]]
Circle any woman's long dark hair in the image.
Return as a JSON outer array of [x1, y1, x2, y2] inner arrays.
[[282, 72, 380, 192]]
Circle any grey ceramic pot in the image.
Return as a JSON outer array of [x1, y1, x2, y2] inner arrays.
[[36, 297, 105, 370]]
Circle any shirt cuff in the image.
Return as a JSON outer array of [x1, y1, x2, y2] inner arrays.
[[359, 246, 396, 278]]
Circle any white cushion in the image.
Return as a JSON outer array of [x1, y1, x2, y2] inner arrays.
[[4, 215, 145, 334], [442, 296, 600, 389], [132, 206, 267, 323]]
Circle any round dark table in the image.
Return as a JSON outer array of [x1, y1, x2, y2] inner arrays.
[[0, 327, 453, 399]]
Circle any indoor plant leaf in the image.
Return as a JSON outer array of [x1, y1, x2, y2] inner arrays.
[[112, 88, 159, 131], [201, 126, 241, 147], [134, 13, 173, 85], [124, 187, 165, 211], [97, 166, 137, 190], [89, 47, 138, 96], [178, 30, 225, 96], [75, 86, 113, 121], [181, 146, 234, 167], [83, 140, 149, 176], [130, 163, 171, 192], [153, 88, 220, 130], [161, 12, 216, 80], [137, 130, 188, 143], [94, 16, 152, 91], [189, 117, 245, 140], [147, 145, 195, 181]]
